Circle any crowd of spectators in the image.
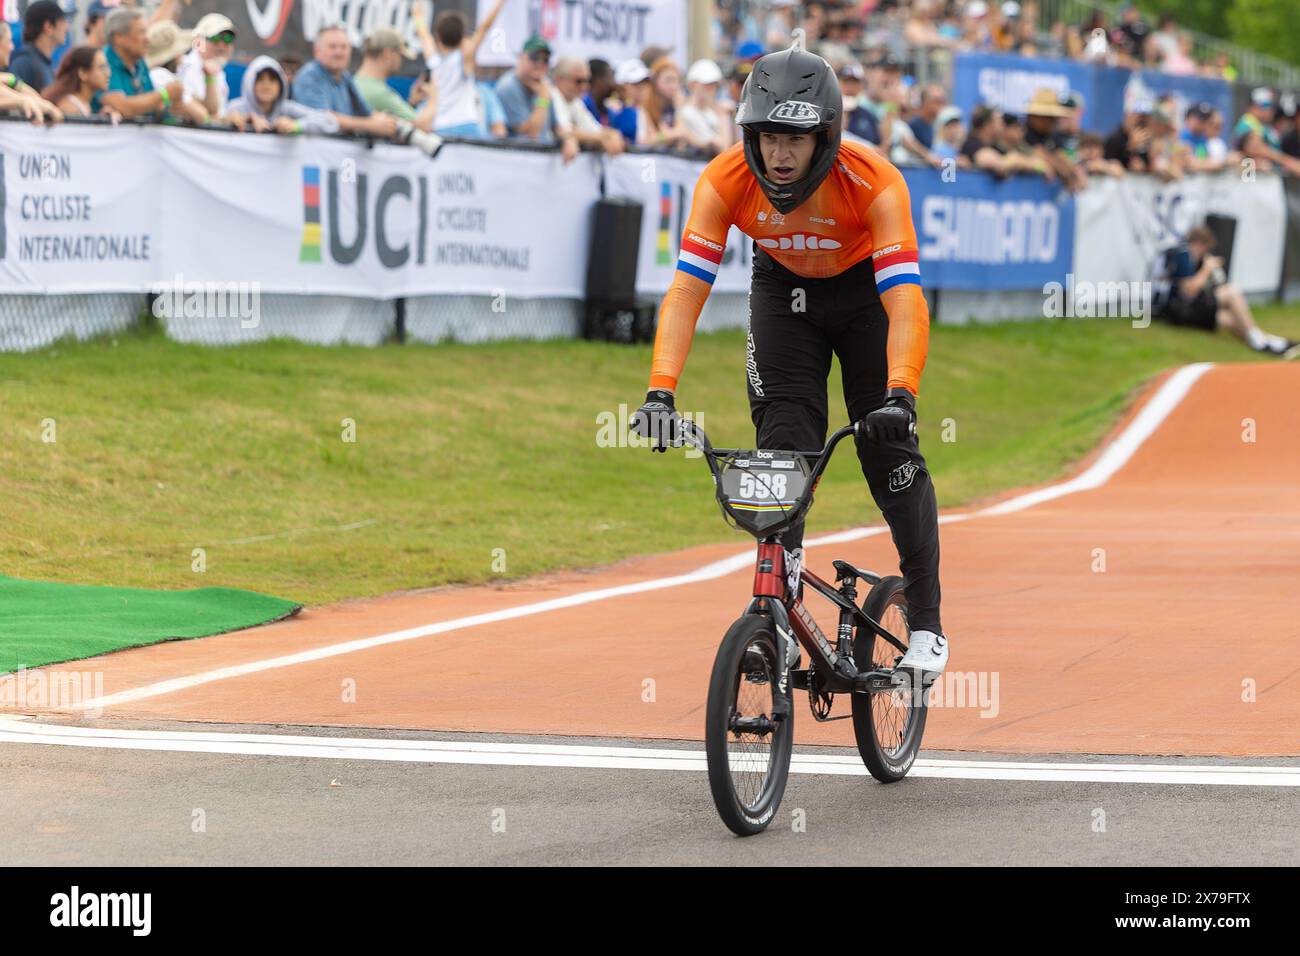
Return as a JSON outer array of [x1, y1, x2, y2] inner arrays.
[[714, 0, 1246, 81], [2, 0, 1300, 184]]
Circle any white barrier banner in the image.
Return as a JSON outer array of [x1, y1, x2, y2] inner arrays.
[[603, 152, 753, 295], [0, 123, 601, 298], [476, 0, 688, 70], [1073, 172, 1285, 295]]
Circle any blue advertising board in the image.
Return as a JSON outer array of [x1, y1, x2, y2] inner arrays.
[[901, 167, 1075, 291], [952, 53, 1234, 134]]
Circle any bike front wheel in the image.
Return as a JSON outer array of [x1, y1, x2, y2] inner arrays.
[[704, 614, 794, 836], [851, 575, 928, 782]]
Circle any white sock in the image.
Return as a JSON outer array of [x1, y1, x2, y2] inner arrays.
[[1245, 328, 1269, 351]]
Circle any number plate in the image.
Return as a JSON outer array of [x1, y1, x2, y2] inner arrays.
[[718, 451, 812, 534]]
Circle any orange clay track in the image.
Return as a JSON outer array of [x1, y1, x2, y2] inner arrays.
[[24, 363, 1300, 757]]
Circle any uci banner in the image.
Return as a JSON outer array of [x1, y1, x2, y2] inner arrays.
[[1073, 171, 1285, 296], [0, 123, 600, 297]]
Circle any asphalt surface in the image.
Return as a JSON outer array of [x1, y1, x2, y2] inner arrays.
[[2, 720, 1298, 866]]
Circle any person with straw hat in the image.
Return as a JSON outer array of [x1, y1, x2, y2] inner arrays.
[[1024, 87, 1085, 190]]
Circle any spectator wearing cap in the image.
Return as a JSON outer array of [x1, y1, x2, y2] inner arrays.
[[933, 104, 964, 165], [177, 12, 235, 121], [962, 1, 995, 51], [495, 34, 556, 142], [678, 58, 731, 155], [9, 1, 67, 93], [293, 24, 399, 139], [411, 0, 508, 137], [1179, 102, 1229, 172], [1024, 88, 1086, 190], [610, 58, 650, 145], [723, 60, 750, 113], [84, 0, 111, 47], [1056, 91, 1084, 159], [99, 7, 183, 119], [355, 27, 437, 132], [145, 20, 208, 124], [836, 61, 880, 145], [1151, 224, 1299, 358], [228, 54, 338, 135], [551, 55, 623, 159], [1234, 88, 1300, 175], [353, 27, 445, 156]]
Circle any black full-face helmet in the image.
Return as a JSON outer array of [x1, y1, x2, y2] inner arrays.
[[735, 40, 842, 214]]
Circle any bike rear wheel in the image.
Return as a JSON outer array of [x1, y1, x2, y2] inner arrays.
[[851, 575, 927, 782], [705, 614, 794, 836]]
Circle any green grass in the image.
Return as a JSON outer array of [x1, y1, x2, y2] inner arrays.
[[3, 307, 1298, 605]]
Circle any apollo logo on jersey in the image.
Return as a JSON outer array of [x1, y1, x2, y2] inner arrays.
[[756, 234, 842, 251], [767, 101, 821, 126]]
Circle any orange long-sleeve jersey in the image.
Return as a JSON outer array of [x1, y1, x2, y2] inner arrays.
[[649, 140, 930, 396]]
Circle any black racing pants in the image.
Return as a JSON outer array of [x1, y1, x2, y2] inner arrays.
[[745, 248, 942, 633]]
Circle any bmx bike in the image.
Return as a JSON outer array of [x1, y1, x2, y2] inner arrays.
[[675, 418, 928, 836]]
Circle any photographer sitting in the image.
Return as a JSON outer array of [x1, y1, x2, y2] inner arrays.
[[1152, 225, 1298, 358]]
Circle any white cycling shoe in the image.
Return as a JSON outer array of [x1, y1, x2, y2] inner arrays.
[[897, 629, 949, 676]]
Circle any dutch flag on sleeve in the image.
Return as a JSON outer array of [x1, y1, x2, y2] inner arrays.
[[677, 232, 725, 285], [872, 247, 922, 293]]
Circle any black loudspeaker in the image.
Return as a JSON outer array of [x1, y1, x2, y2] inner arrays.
[[586, 197, 643, 303], [584, 198, 657, 342], [1204, 214, 1237, 274]]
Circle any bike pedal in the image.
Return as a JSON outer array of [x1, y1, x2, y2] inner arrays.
[[852, 668, 906, 693]]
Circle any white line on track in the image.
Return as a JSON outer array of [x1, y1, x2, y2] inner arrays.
[[2, 716, 1295, 787], [72, 363, 1215, 714]]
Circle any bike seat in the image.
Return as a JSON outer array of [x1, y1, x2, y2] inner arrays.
[[832, 559, 879, 584]]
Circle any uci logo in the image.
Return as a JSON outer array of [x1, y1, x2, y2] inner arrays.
[[767, 101, 821, 126]]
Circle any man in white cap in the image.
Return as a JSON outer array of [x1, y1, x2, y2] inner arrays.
[[177, 12, 235, 120], [610, 57, 650, 145], [679, 58, 732, 154]]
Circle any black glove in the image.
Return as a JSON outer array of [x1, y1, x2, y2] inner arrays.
[[863, 387, 916, 443], [629, 389, 681, 453]]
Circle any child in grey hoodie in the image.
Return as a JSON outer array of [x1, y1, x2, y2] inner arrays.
[[228, 55, 339, 135]]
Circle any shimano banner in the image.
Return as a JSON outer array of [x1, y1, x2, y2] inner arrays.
[[952, 53, 1233, 133], [907, 168, 1075, 291]]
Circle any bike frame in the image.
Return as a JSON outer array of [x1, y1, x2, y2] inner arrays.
[[679, 420, 909, 695]]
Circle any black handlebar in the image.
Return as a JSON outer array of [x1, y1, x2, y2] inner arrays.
[[678, 418, 860, 488]]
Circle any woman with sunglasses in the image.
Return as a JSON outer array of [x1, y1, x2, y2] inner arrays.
[[176, 12, 236, 121]]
